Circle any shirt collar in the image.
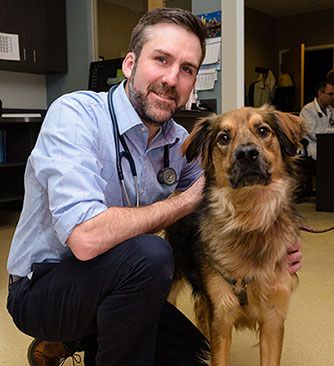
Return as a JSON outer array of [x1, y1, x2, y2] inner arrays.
[[112, 81, 183, 146], [314, 97, 332, 117]]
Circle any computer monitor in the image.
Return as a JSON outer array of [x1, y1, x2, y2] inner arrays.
[[88, 58, 125, 92]]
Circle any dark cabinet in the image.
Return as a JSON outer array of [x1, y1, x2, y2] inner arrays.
[[0, 111, 44, 208], [316, 134, 334, 212], [0, 0, 67, 74]]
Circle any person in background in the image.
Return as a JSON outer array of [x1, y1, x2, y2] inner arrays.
[[299, 81, 334, 160], [272, 73, 295, 112], [6, 7, 302, 366], [326, 70, 334, 107]]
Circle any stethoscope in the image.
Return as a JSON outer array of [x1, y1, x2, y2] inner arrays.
[[107, 85, 177, 207], [315, 101, 334, 125]]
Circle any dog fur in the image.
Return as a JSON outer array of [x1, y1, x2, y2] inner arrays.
[[166, 105, 305, 366]]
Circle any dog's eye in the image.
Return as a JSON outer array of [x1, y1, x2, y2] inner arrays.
[[217, 133, 230, 145], [257, 126, 270, 138]]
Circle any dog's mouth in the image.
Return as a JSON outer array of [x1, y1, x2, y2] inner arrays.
[[228, 162, 271, 189], [230, 170, 271, 188]]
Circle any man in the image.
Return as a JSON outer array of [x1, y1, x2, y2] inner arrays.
[[7, 8, 302, 366], [326, 70, 334, 107], [300, 81, 334, 159]]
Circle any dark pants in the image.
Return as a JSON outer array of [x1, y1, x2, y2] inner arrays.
[[7, 234, 209, 365]]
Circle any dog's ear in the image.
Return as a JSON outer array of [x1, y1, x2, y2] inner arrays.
[[182, 114, 217, 166], [272, 111, 305, 156]]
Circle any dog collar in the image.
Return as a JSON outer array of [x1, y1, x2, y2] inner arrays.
[[220, 273, 249, 306]]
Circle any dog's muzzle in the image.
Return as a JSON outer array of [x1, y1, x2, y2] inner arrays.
[[229, 145, 271, 188]]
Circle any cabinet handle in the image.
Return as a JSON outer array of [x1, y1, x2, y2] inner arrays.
[[23, 48, 26, 61], [33, 50, 36, 63]]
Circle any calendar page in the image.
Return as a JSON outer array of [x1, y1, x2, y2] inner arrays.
[[0, 32, 20, 61]]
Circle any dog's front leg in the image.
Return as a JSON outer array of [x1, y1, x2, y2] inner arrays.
[[259, 317, 284, 366], [209, 318, 233, 366]]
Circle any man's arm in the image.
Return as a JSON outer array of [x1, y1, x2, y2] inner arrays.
[[67, 177, 204, 260], [300, 107, 317, 141]]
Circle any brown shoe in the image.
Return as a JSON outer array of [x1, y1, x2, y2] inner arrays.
[[27, 338, 81, 366]]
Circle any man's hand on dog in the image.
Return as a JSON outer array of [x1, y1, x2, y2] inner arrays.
[[287, 241, 302, 273]]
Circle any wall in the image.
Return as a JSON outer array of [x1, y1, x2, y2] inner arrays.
[[192, 0, 222, 112], [244, 7, 276, 103], [221, 0, 244, 111], [98, 1, 144, 59], [0, 0, 95, 110], [0, 71, 47, 109], [244, 8, 334, 106], [276, 10, 334, 50], [46, 0, 95, 106]]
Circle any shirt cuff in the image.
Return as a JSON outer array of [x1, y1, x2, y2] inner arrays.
[[54, 201, 108, 245]]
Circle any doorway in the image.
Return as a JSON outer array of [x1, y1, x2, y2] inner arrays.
[[304, 47, 334, 104]]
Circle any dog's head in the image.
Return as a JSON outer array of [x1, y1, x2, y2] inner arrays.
[[183, 105, 305, 189]]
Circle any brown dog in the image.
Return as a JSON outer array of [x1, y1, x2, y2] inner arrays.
[[166, 105, 305, 366]]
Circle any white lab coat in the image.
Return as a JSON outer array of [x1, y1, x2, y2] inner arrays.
[[299, 98, 334, 159], [253, 71, 276, 107]]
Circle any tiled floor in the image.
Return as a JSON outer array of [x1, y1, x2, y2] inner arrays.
[[1, 202, 334, 365]]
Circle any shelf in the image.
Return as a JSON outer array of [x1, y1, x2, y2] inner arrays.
[[0, 108, 44, 209], [0, 119, 42, 126], [0, 195, 23, 203], [0, 162, 26, 168]]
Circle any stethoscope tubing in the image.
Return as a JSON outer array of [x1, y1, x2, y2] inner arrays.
[[108, 85, 140, 207]]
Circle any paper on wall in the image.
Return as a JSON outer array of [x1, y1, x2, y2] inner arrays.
[[202, 37, 221, 65], [0, 32, 20, 61], [196, 69, 217, 91]]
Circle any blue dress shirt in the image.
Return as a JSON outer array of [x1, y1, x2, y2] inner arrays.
[[7, 82, 202, 277]]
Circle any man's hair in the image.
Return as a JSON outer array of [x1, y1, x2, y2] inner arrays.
[[326, 69, 334, 85], [129, 7, 207, 65], [315, 81, 328, 97]]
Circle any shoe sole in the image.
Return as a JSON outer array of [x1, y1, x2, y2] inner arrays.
[[27, 339, 40, 366]]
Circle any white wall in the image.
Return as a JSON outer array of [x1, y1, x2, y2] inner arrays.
[[192, 0, 244, 113], [221, 0, 244, 111], [46, 0, 96, 106], [0, 71, 47, 109]]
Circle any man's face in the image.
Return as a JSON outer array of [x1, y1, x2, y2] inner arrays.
[[122, 23, 202, 127], [318, 83, 334, 108]]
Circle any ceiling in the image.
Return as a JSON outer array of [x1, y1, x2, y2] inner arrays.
[[245, 0, 334, 17], [101, 0, 334, 17]]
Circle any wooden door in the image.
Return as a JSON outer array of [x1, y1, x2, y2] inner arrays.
[[281, 43, 305, 112]]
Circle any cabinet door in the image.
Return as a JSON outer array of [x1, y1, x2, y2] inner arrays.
[[0, 0, 67, 74], [45, 0, 67, 73], [0, 0, 28, 72], [17, 0, 48, 73]]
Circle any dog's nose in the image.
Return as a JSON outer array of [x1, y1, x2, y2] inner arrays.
[[235, 146, 259, 163]]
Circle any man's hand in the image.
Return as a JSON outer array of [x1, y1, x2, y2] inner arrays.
[[180, 175, 205, 209], [286, 241, 302, 274]]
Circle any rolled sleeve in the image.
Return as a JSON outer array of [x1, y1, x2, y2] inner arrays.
[[31, 94, 109, 244]]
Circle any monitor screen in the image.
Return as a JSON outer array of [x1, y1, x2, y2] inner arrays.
[[88, 58, 125, 92]]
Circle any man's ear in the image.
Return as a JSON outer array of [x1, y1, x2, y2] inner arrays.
[[122, 52, 136, 79]]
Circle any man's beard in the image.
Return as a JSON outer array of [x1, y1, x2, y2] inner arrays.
[[127, 75, 182, 127]]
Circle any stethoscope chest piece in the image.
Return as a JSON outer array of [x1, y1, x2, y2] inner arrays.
[[157, 167, 177, 186]]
